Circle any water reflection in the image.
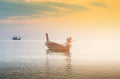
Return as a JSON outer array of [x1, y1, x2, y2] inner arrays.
[[46, 49, 71, 57], [46, 49, 72, 79], [1, 40, 120, 79]]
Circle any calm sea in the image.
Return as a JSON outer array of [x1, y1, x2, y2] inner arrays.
[[0, 40, 120, 79]]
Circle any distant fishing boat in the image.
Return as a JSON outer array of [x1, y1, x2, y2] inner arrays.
[[45, 33, 72, 52], [12, 36, 21, 40]]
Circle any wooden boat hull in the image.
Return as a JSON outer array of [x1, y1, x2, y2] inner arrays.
[[46, 49, 71, 56], [45, 42, 70, 52], [12, 38, 21, 40]]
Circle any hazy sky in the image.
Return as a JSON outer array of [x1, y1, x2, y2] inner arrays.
[[0, 0, 120, 40]]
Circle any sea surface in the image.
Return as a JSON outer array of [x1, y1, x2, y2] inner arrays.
[[0, 40, 120, 79]]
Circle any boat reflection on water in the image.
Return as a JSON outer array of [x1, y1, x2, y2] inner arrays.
[[46, 49, 71, 57], [45, 49, 72, 79]]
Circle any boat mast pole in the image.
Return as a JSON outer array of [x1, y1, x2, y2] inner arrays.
[[46, 33, 49, 41]]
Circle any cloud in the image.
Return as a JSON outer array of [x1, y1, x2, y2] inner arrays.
[[90, 2, 109, 8], [0, 0, 87, 20]]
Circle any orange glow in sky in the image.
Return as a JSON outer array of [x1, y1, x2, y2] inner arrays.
[[0, 0, 120, 40]]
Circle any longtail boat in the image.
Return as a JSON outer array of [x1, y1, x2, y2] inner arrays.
[[45, 33, 72, 52]]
